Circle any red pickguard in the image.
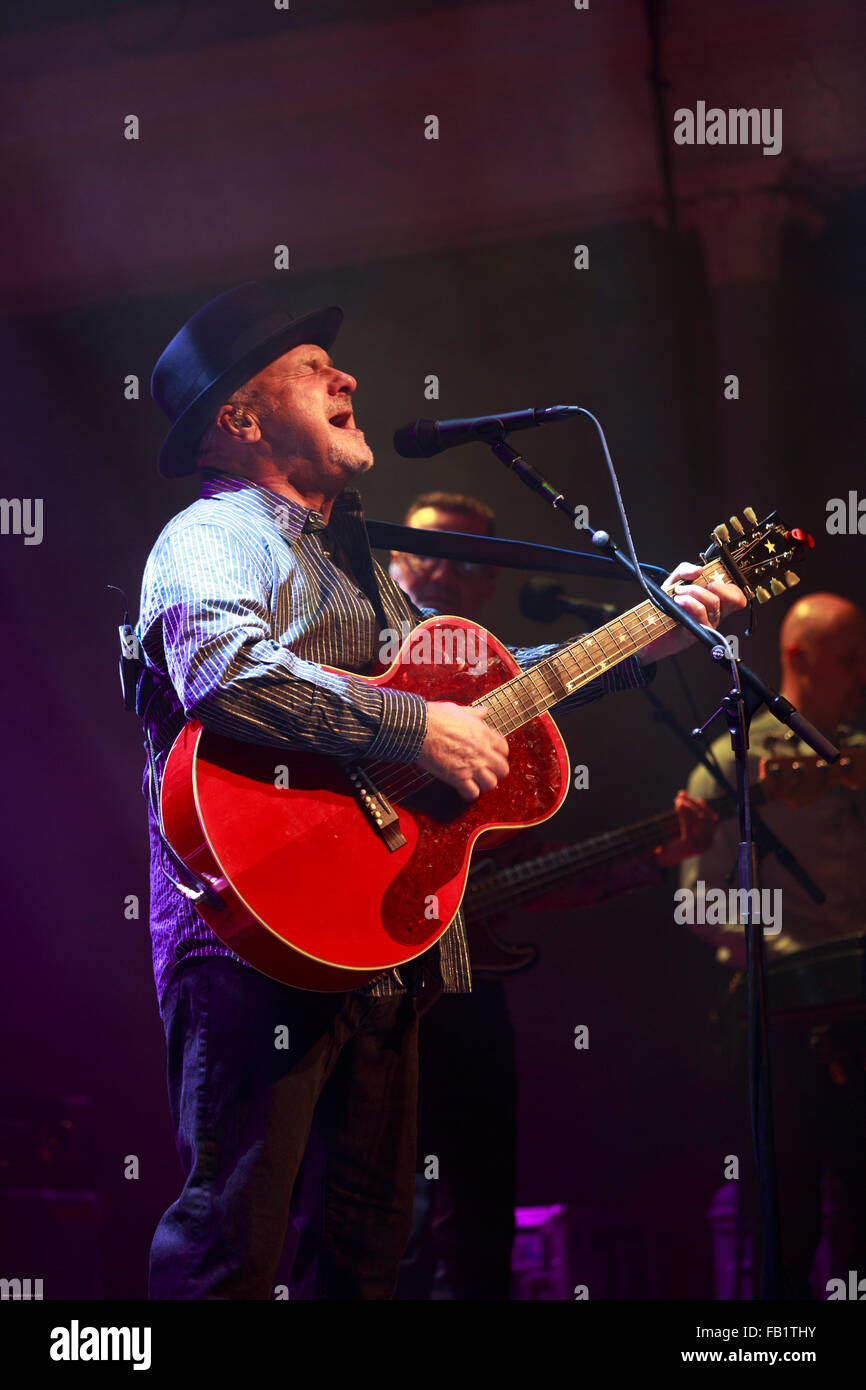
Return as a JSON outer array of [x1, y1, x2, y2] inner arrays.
[[160, 616, 569, 991]]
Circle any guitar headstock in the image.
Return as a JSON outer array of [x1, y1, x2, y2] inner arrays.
[[759, 749, 866, 807], [700, 507, 815, 605]]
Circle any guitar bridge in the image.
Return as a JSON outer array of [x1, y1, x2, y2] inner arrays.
[[347, 764, 407, 852]]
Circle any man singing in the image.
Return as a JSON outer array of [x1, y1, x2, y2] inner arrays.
[[136, 279, 744, 1299]]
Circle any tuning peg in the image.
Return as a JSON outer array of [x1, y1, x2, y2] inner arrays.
[[755, 586, 771, 604], [729, 516, 744, 534], [770, 578, 785, 596], [743, 507, 758, 526], [784, 571, 800, 587], [713, 523, 730, 545], [787, 529, 815, 551]]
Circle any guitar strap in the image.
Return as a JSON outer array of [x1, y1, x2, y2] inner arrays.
[[328, 490, 392, 634]]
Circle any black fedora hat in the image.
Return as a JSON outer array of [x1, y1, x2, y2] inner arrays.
[[151, 280, 343, 477]]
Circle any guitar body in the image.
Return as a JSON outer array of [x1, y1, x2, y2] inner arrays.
[[160, 616, 570, 991]]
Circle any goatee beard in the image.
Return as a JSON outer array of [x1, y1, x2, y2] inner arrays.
[[329, 442, 373, 474]]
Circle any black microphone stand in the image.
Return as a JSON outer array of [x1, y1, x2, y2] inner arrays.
[[479, 423, 839, 1301]]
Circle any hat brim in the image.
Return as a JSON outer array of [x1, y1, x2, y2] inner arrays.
[[157, 304, 344, 477]]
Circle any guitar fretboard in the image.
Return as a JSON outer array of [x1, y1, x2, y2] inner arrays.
[[472, 560, 730, 735]]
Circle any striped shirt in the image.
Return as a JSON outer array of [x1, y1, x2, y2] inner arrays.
[[136, 472, 649, 1010]]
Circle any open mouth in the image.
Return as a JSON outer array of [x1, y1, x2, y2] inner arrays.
[[329, 409, 360, 432]]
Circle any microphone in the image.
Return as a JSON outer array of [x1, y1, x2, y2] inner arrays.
[[393, 405, 580, 458], [519, 577, 619, 627]]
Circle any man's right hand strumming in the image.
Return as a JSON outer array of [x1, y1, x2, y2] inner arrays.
[[417, 702, 510, 801]]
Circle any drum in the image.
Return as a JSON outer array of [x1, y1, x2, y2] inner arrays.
[[720, 935, 866, 1028], [764, 935, 866, 1023]]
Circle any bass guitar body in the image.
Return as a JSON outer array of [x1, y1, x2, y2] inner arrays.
[[160, 617, 570, 991]]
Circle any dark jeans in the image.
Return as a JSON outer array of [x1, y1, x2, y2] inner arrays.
[[289, 978, 518, 1300], [395, 979, 518, 1300], [148, 957, 419, 1300]]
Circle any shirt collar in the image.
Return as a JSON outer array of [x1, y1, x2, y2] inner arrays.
[[199, 471, 362, 544]]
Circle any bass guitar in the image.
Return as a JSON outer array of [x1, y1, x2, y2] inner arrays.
[[466, 747, 866, 974]]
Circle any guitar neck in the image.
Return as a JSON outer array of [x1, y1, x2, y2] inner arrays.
[[457, 516, 816, 921], [464, 787, 745, 922], [464, 740, 866, 923], [473, 558, 731, 735]]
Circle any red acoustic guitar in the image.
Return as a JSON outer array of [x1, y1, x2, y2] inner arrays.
[[161, 508, 811, 991]]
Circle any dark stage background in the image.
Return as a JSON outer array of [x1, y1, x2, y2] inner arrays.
[[2, 0, 865, 1300]]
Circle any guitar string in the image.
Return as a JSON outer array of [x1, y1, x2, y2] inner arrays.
[[371, 598, 676, 802], [464, 750, 855, 916], [375, 540, 790, 804], [371, 598, 681, 802], [373, 587, 692, 801], [362, 532, 779, 803], [368, 552, 763, 805], [462, 753, 846, 914], [464, 815, 685, 916]]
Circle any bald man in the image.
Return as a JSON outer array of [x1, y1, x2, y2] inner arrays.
[[680, 591, 866, 1300], [680, 592, 866, 965]]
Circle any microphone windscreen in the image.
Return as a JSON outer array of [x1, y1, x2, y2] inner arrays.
[[393, 420, 439, 458]]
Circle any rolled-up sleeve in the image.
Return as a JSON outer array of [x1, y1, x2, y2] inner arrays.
[[138, 521, 428, 763]]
